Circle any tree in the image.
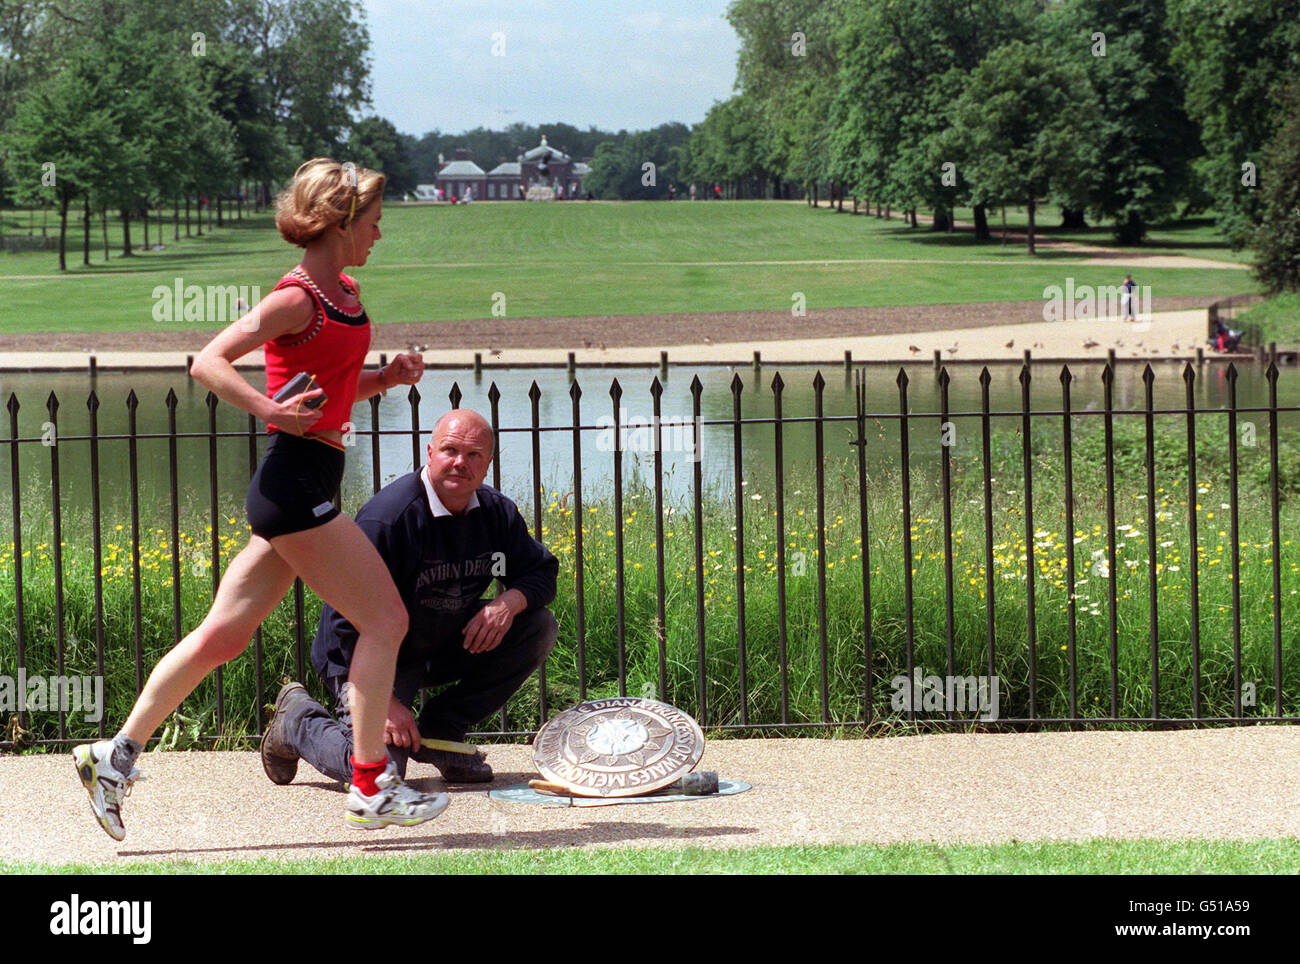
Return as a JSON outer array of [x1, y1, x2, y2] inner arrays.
[[0, 0, 52, 138], [0, 0, 383, 237], [2, 37, 119, 269], [192, 38, 289, 206], [1168, 0, 1300, 248], [830, 0, 1038, 232], [347, 116, 416, 195], [1, 1, 77, 202], [1041, 0, 1200, 244], [727, 0, 843, 198], [684, 96, 771, 198], [227, 0, 372, 158], [583, 124, 692, 199], [84, 20, 227, 254], [948, 41, 1101, 254], [580, 140, 632, 199], [1252, 84, 1300, 293]]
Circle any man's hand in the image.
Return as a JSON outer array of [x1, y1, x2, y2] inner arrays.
[[384, 695, 421, 750], [462, 591, 526, 653]]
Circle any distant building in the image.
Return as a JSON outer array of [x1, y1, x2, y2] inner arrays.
[[434, 135, 588, 200], [486, 160, 521, 199], [431, 150, 485, 201]]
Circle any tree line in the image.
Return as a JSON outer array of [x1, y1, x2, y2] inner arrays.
[[682, 0, 1299, 290], [3, 0, 1296, 291], [0, 0, 383, 269], [412, 0, 1298, 291], [0, 0, 697, 266]]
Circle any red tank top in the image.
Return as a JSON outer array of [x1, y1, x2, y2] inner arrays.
[[263, 269, 372, 437]]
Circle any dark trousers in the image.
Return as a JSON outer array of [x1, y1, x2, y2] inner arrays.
[[282, 607, 558, 783]]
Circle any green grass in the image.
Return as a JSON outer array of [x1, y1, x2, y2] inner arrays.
[[1237, 292, 1300, 346], [0, 202, 1259, 334], [915, 201, 1254, 263], [7, 838, 1300, 874]]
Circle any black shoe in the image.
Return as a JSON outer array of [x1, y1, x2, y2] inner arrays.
[[261, 682, 310, 785], [411, 742, 494, 783]]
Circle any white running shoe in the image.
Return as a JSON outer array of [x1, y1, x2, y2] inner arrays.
[[345, 762, 450, 830], [73, 741, 144, 842]]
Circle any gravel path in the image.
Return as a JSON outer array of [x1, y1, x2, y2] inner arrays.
[[4, 728, 1297, 867]]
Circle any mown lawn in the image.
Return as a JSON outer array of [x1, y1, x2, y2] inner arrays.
[[1, 202, 1258, 334], [8, 838, 1300, 874]]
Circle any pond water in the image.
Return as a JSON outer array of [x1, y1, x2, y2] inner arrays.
[[1, 360, 1296, 530]]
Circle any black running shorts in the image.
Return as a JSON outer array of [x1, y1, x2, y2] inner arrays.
[[246, 432, 345, 539]]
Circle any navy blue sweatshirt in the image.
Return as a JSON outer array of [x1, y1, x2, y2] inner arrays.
[[311, 470, 559, 681]]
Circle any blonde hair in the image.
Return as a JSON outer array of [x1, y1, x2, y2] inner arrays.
[[275, 158, 385, 247]]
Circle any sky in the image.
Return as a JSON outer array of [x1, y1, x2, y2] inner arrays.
[[359, 0, 741, 138]]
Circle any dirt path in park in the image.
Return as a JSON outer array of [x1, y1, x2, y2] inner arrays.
[[0, 295, 1226, 354], [3, 727, 1298, 867]]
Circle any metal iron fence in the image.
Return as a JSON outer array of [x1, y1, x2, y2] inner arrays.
[[2, 360, 1297, 748]]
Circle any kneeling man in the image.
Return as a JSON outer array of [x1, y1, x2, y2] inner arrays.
[[261, 409, 559, 784]]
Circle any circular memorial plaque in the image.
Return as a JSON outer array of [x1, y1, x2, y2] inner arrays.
[[533, 697, 705, 797]]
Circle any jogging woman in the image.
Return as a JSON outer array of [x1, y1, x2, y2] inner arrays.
[[74, 158, 448, 837]]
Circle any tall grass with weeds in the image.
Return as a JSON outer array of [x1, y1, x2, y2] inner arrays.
[[2, 417, 1298, 748]]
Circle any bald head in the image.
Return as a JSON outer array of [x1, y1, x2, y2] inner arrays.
[[432, 409, 493, 446], [425, 409, 494, 514]]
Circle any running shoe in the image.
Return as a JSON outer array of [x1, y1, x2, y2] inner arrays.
[[73, 741, 144, 842], [345, 762, 450, 830]]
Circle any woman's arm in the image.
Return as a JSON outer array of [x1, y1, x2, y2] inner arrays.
[[355, 352, 426, 402], [190, 286, 318, 425], [354, 367, 391, 402]]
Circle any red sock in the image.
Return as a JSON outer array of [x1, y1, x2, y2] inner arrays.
[[351, 756, 387, 797]]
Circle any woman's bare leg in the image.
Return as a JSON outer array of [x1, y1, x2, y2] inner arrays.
[[120, 537, 297, 744], [267, 514, 407, 766]]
